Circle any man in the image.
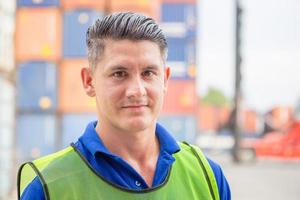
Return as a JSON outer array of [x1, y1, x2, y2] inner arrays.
[[18, 12, 230, 200]]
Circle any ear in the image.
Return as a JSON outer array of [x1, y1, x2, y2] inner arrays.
[[81, 67, 95, 97], [163, 66, 171, 93]]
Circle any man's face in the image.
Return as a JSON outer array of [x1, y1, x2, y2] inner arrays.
[[83, 39, 170, 133]]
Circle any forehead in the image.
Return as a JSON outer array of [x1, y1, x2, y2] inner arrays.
[[99, 39, 164, 68]]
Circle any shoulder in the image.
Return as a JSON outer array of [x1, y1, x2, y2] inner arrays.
[[206, 158, 231, 200], [178, 142, 231, 200]]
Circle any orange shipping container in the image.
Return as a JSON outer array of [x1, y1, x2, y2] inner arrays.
[[271, 106, 293, 131], [242, 110, 258, 133], [59, 59, 96, 112], [197, 104, 219, 132], [162, 79, 197, 114], [110, 0, 161, 20], [61, 0, 105, 10], [16, 8, 62, 62]]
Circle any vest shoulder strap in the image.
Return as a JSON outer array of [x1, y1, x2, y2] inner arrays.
[[179, 141, 220, 200]]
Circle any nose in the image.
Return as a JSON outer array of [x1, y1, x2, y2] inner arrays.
[[125, 75, 147, 98]]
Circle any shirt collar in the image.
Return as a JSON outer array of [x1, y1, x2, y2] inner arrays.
[[78, 121, 180, 158]]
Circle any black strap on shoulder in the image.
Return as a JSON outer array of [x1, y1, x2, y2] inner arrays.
[[182, 141, 216, 200], [17, 162, 50, 200]]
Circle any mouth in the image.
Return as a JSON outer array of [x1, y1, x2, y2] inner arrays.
[[122, 104, 148, 109]]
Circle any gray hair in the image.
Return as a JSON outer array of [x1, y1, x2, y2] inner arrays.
[[86, 12, 168, 71]]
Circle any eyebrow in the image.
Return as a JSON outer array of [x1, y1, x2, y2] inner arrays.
[[109, 66, 128, 71], [143, 65, 159, 71]]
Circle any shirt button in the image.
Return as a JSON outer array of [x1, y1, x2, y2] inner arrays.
[[135, 181, 141, 187]]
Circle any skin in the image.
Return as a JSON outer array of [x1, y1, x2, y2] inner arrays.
[[81, 39, 170, 186]]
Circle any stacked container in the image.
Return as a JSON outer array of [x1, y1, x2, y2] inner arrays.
[[158, 0, 198, 143], [16, 1, 60, 164], [0, 1, 16, 198]]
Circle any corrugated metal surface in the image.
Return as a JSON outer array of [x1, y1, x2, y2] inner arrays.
[[166, 37, 196, 64], [59, 59, 97, 112], [162, 79, 197, 114], [63, 10, 103, 57], [166, 37, 185, 61], [161, 3, 196, 27], [15, 8, 62, 61], [17, 61, 57, 111], [17, 0, 60, 7], [111, 0, 161, 20], [61, 0, 105, 10], [62, 113, 97, 147], [158, 115, 197, 143], [16, 114, 56, 161]]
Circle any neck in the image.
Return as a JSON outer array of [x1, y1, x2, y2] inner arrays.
[[95, 122, 160, 186]]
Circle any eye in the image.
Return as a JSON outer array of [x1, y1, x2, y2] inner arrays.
[[142, 70, 155, 77], [112, 71, 127, 78]]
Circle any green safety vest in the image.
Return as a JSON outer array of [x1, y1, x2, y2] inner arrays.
[[18, 142, 219, 200]]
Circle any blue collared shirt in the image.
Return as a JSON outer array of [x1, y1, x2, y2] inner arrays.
[[21, 121, 231, 199]]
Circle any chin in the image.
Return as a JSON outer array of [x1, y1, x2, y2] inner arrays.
[[123, 118, 153, 132]]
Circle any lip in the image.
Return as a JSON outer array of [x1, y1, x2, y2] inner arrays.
[[122, 105, 148, 108]]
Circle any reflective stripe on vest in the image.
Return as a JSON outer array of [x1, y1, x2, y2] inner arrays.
[[18, 142, 219, 200]]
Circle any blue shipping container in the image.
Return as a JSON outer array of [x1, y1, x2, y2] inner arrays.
[[17, 61, 57, 111], [62, 113, 97, 147], [63, 9, 103, 57], [161, 3, 197, 28], [17, 0, 59, 7], [167, 37, 196, 63], [158, 115, 197, 144], [16, 114, 56, 161]]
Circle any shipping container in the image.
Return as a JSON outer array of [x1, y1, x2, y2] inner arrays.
[[59, 59, 97, 112], [61, 113, 97, 147], [61, 0, 105, 10], [166, 37, 196, 64], [63, 9, 103, 57], [160, 22, 187, 38], [162, 79, 197, 114], [158, 115, 197, 143], [16, 114, 56, 161], [17, 61, 57, 111], [166, 61, 195, 79], [110, 0, 161, 20], [15, 8, 62, 61], [242, 110, 259, 134], [17, 0, 59, 7], [197, 104, 219, 132], [271, 106, 293, 131], [161, 3, 196, 29]]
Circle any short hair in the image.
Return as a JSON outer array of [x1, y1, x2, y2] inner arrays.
[[86, 12, 168, 71]]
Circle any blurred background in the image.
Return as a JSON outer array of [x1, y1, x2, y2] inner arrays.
[[0, 0, 299, 199]]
